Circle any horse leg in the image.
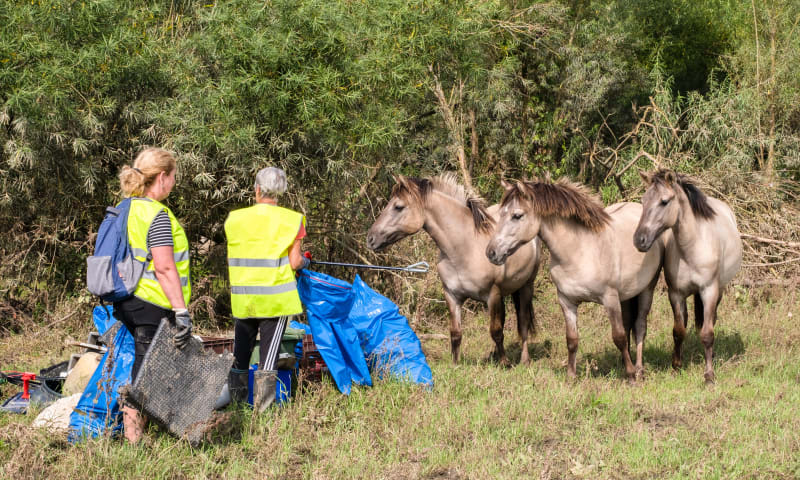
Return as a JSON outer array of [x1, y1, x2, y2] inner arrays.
[[620, 296, 642, 379], [443, 289, 463, 364], [557, 293, 579, 378], [603, 292, 636, 381], [632, 278, 656, 380], [668, 289, 688, 370], [693, 292, 704, 330], [620, 298, 635, 355], [698, 284, 720, 384], [488, 287, 509, 366], [513, 282, 535, 366]]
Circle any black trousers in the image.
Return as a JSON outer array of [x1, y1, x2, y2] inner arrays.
[[232, 316, 288, 372], [113, 297, 174, 381]]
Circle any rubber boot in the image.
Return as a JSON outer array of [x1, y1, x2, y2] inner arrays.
[[228, 368, 250, 404], [252, 370, 277, 414], [121, 405, 145, 444]]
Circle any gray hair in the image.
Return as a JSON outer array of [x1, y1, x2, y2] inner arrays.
[[255, 167, 288, 198]]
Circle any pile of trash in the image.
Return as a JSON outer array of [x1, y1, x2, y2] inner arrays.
[[0, 269, 433, 444]]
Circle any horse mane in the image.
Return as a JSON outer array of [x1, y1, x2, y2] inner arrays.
[[651, 169, 716, 219], [393, 173, 495, 234], [501, 177, 611, 232]]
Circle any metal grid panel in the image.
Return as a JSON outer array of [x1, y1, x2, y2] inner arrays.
[[127, 320, 233, 445]]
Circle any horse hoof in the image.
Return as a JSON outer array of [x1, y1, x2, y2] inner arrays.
[[635, 368, 645, 382], [704, 372, 716, 385]]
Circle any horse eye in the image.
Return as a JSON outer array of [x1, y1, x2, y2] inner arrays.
[[511, 212, 523, 220], [394, 204, 405, 211], [660, 198, 671, 206]]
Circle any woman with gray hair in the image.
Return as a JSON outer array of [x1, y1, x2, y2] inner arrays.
[[223, 166, 310, 411]]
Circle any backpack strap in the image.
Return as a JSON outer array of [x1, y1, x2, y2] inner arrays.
[[125, 197, 154, 262]]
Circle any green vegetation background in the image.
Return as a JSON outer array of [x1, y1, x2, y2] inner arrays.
[[1, 0, 798, 328], [1, 2, 799, 478]]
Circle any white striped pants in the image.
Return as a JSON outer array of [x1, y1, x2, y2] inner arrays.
[[232, 315, 289, 371]]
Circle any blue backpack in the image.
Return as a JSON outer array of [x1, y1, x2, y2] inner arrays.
[[86, 197, 149, 302]]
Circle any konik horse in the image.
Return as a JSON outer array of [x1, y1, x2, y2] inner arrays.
[[367, 174, 541, 365], [634, 170, 742, 383], [486, 178, 665, 381]]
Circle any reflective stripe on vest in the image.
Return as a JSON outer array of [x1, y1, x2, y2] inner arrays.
[[225, 203, 305, 319], [141, 270, 190, 287], [230, 282, 297, 295], [127, 197, 191, 309], [228, 256, 291, 268]]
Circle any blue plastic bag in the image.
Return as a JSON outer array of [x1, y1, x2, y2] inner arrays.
[[297, 270, 372, 394], [92, 304, 116, 335], [68, 306, 135, 441], [297, 270, 434, 394], [349, 275, 433, 388]]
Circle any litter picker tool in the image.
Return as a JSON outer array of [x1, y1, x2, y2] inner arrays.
[[309, 260, 430, 273]]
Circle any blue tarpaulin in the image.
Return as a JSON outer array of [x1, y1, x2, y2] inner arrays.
[[297, 271, 371, 395], [68, 306, 134, 441], [350, 275, 433, 387], [296, 270, 433, 394]]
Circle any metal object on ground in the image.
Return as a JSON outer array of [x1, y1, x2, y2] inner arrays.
[[67, 341, 108, 353], [126, 320, 233, 445], [199, 336, 235, 354], [310, 260, 429, 273], [299, 334, 328, 383]]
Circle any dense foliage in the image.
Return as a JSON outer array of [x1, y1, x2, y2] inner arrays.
[[1, 0, 798, 326]]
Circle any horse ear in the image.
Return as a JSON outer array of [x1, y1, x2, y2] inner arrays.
[[639, 170, 652, 185], [665, 171, 677, 185], [500, 179, 513, 191]]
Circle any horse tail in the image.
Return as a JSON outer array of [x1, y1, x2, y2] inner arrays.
[[694, 293, 704, 329]]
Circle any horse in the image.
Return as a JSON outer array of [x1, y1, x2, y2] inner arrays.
[[485, 178, 665, 381], [366, 174, 542, 365], [634, 170, 742, 384]]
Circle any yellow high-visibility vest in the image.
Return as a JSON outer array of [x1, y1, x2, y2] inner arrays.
[[127, 197, 191, 309], [225, 203, 305, 319]]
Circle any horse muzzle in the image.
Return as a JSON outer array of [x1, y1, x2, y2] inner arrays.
[[633, 230, 655, 252], [367, 231, 406, 252], [366, 233, 386, 252], [485, 245, 509, 266]]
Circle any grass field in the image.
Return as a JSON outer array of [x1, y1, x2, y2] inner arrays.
[[1, 281, 798, 479]]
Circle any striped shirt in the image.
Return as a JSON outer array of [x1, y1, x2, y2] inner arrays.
[[146, 210, 173, 249]]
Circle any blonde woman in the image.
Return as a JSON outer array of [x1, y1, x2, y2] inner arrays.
[[115, 147, 191, 443]]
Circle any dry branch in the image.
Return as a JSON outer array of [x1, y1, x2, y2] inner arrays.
[[428, 65, 472, 189], [741, 233, 800, 249]]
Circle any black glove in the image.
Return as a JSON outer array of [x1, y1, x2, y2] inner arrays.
[[173, 308, 192, 349]]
